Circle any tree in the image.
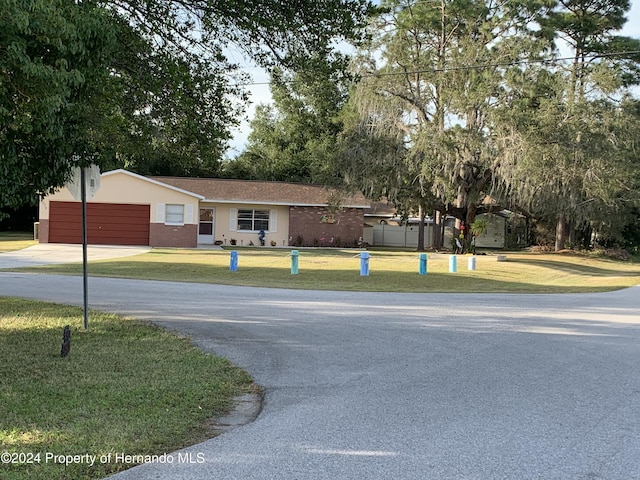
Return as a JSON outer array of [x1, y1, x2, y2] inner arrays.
[[223, 55, 354, 183], [1, 0, 374, 213], [1, 0, 115, 211], [336, 93, 438, 250], [342, 0, 639, 252], [496, 87, 640, 248], [339, 0, 548, 250], [496, 0, 640, 250], [92, 0, 376, 178], [94, 15, 245, 177], [545, 0, 640, 250]]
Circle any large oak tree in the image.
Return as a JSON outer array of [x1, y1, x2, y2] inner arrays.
[[339, 0, 549, 249], [1, 0, 373, 213], [339, 0, 639, 250]]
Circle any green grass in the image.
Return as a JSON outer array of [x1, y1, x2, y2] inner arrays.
[[13, 247, 640, 293], [0, 298, 255, 480], [0, 232, 36, 253]]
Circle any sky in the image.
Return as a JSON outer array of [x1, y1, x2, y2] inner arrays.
[[226, 0, 640, 156]]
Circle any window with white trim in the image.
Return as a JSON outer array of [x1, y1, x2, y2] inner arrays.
[[237, 209, 269, 231], [165, 204, 184, 225]]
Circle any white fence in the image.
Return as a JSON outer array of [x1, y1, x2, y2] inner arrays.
[[364, 213, 516, 249], [365, 224, 454, 248]]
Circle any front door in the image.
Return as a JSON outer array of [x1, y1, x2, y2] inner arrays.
[[198, 208, 215, 244]]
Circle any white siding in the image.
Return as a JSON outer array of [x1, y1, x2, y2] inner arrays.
[[229, 208, 238, 231]]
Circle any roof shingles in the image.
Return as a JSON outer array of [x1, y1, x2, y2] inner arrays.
[[149, 177, 370, 208]]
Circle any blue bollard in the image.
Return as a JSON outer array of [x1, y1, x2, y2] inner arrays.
[[419, 253, 427, 275], [291, 250, 299, 275], [229, 250, 238, 272], [360, 251, 370, 276], [449, 254, 457, 273], [468, 256, 476, 271]]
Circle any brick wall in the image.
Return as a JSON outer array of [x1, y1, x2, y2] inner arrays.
[[149, 223, 197, 248], [289, 207, 364, 247]]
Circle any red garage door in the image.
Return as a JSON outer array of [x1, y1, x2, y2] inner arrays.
[[49, 201, 150, 246]]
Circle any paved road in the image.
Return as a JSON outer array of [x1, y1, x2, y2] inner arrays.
[[1, 272, 639, 479]]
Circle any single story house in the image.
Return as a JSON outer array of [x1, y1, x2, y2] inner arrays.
[[38, 169, 370, 248]]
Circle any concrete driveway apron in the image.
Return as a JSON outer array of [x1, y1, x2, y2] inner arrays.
[[0, 244, 150, 268], [0, 272, 638, 480]]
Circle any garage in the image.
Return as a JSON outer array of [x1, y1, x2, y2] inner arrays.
[[48, 201, 150, 246]]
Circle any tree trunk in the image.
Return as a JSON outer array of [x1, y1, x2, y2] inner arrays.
[[555, 214, 568, 251], [568, 221, 576, 248], [433, 209, 444, 250], [582, 224, 592, 249], [455, 187, 468, 246], [465, 202, 477, 251], [417, 205, 426, 252]]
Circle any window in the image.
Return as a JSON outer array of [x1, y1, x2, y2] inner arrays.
[[237, 209, 269, 231], [166, 204, 184, 225]]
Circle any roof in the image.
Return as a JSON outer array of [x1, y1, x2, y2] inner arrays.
[[148, 176, 370, 208], [365, 201, 397, 217]]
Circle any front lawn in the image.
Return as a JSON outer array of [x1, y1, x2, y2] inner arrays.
[[12, 247, 640, 293], [0, 298, 256, 480], [0, 232, 36, 253]]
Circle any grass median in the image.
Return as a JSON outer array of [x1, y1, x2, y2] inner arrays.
[[12, 246, 640, 293], [0, 298, 256, 480]]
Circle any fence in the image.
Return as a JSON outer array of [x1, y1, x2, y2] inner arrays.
[[366, 224, 452, 248]]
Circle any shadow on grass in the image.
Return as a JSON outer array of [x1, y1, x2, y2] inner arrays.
[[508, 257, 640, 277]]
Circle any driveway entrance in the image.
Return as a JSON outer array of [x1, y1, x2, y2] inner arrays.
[[0, 244, 150, 269]]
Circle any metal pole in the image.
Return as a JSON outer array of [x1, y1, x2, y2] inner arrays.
[[81, 166, 89, 330]]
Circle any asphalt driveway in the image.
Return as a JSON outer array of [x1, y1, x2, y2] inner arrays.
[[0, 272, 638, 479]]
